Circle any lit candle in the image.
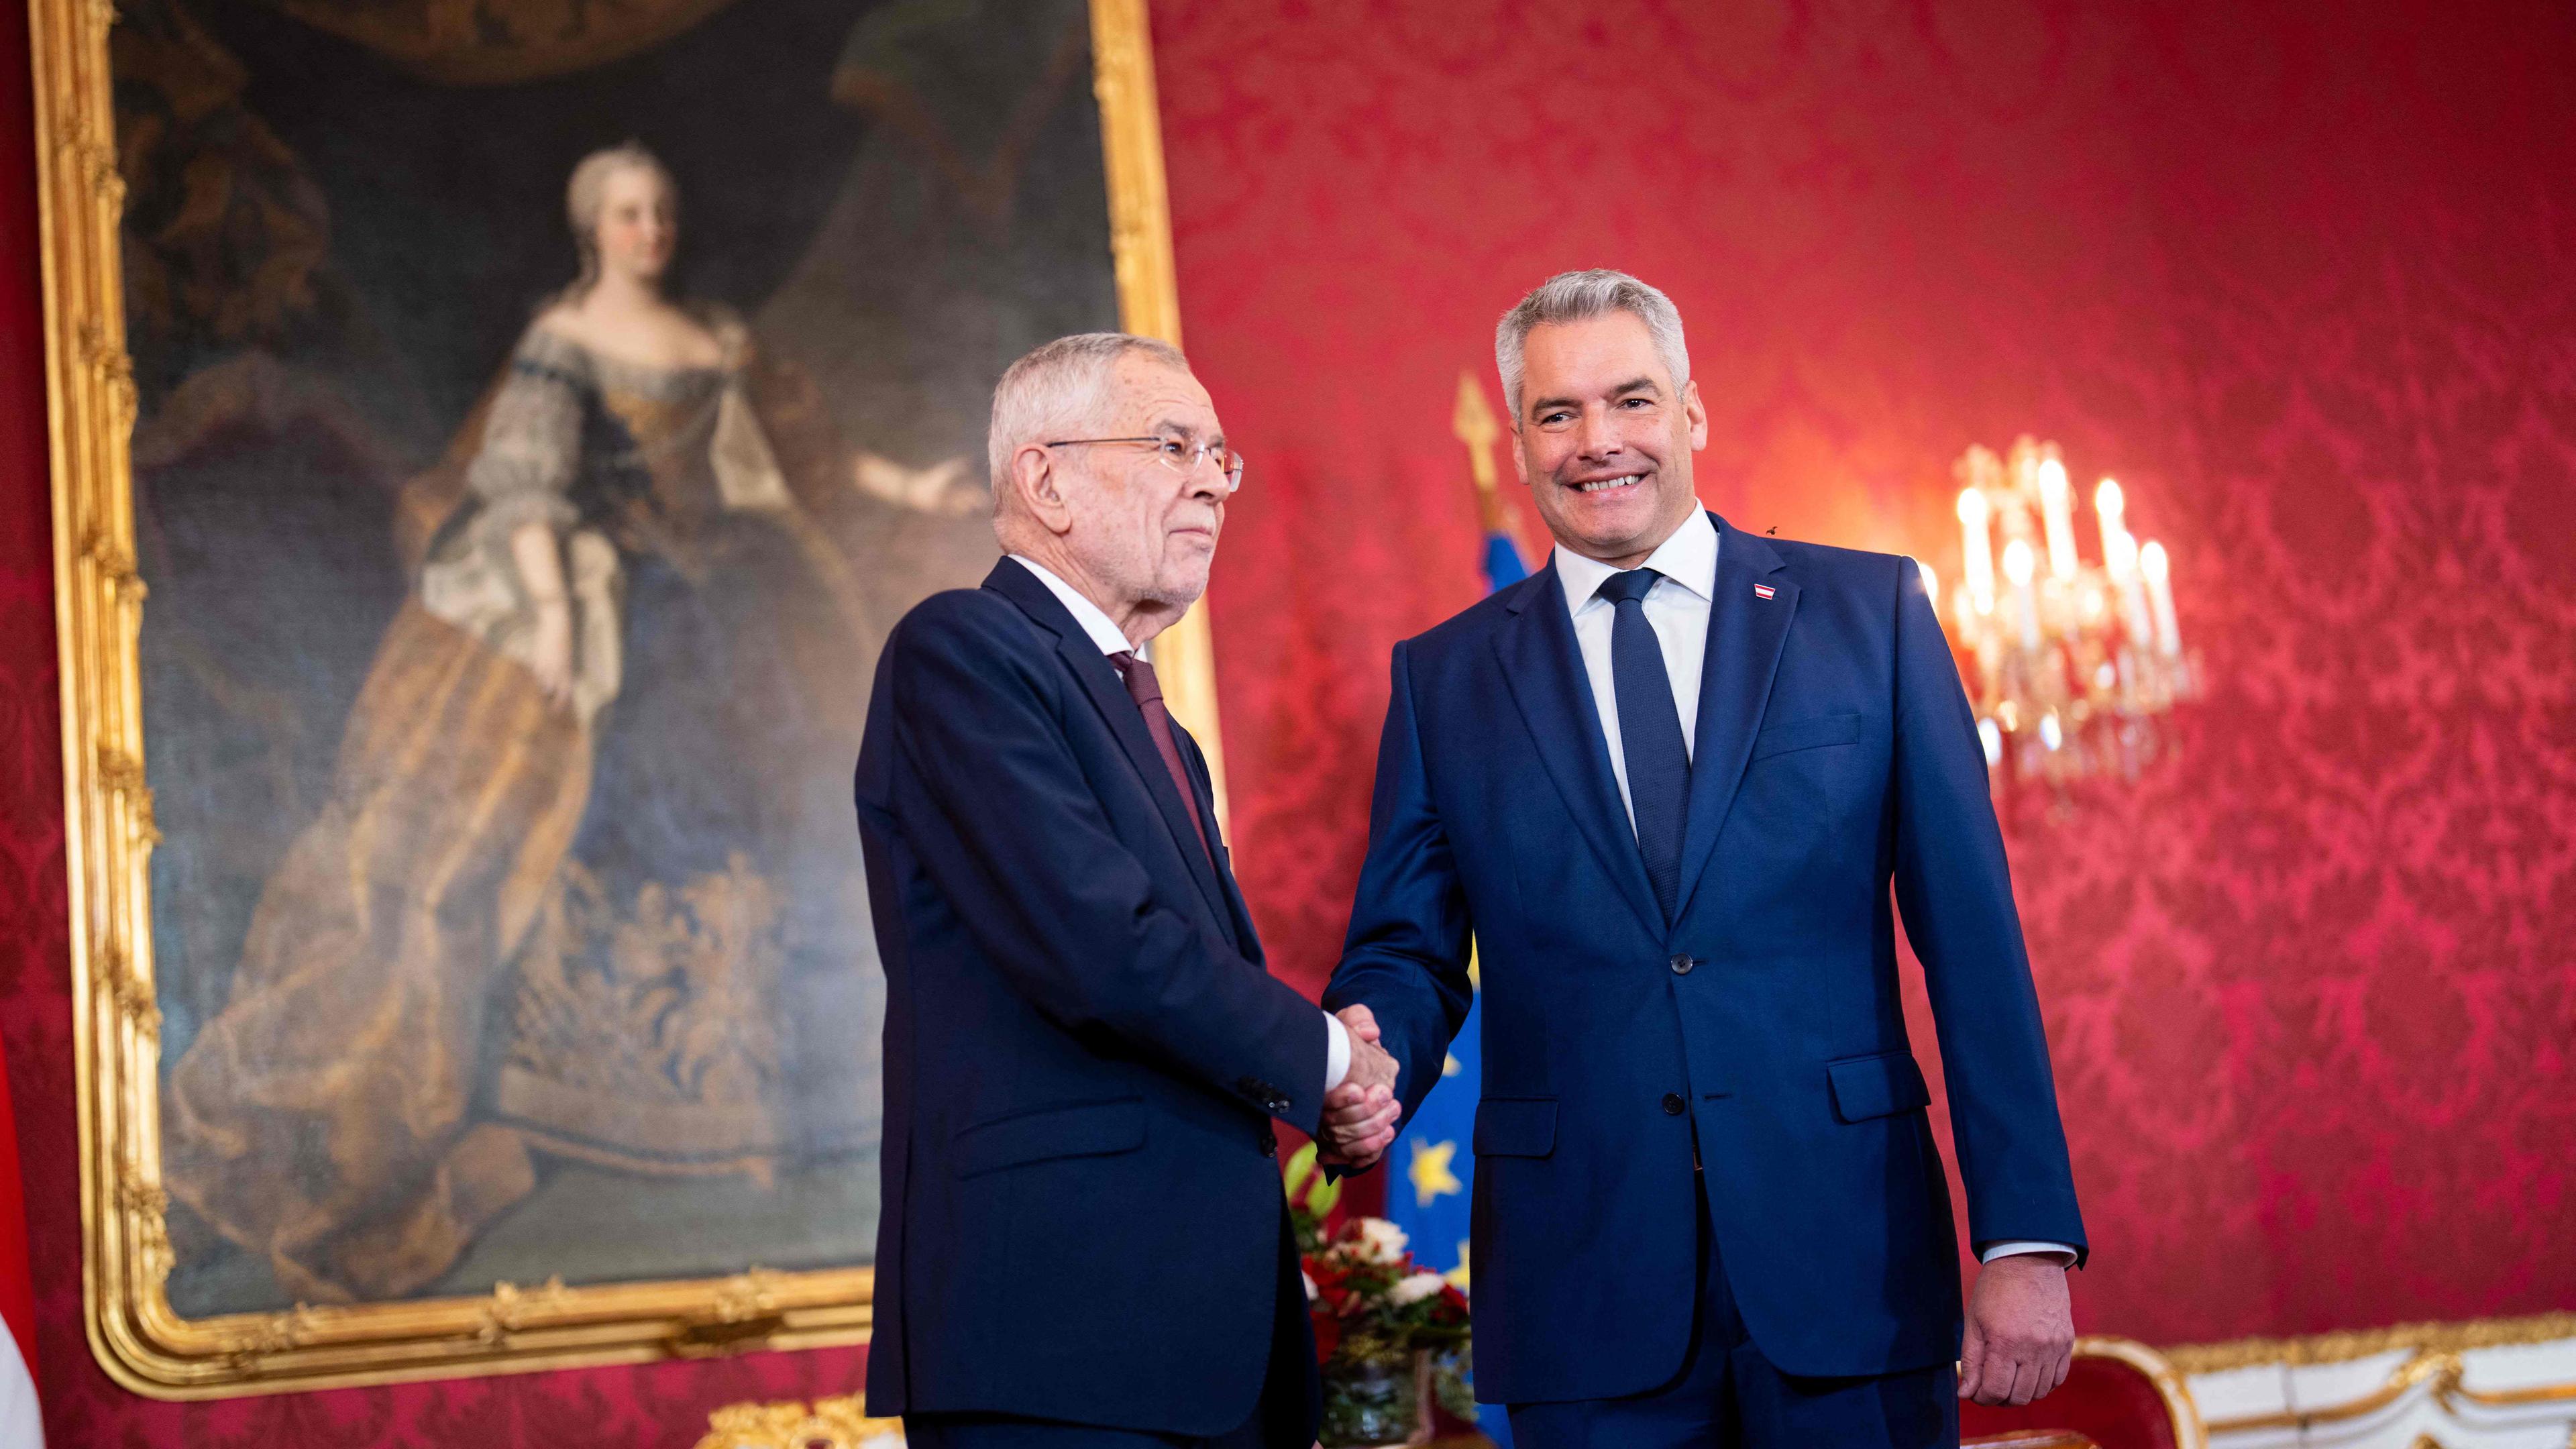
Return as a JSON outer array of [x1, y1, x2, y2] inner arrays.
[[2002, 537, 2039, 651], [2139, 541, 2180, 658], [1957, 487, 1994, 615], [2095, 478, 2126, 560], [2104, 528, 2151, 649], [2039, 451, 2078, 580]]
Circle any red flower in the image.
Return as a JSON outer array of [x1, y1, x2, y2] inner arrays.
[[1309, 1306, 1342, 1364], [1303, 1258, 1356, 1316]]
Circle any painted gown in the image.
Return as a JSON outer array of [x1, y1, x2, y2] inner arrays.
[[163, 308, 875, 1303]]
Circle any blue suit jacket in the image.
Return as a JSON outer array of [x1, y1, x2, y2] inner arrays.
[[1324, 516, 2085, 1405], [858, 559, 1326, 1435]]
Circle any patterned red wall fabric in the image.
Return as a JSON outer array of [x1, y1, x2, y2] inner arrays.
[[1157, 0, 2576, 1348], [2, 0, 2572, 1442]]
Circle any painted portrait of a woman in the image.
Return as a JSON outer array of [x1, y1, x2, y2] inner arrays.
[[161, 144, 892, 1305]]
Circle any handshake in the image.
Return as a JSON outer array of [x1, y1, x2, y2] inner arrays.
[[1318, 1005, 1403, 1169]]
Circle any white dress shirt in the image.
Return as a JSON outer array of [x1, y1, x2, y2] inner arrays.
[[1551, 508, 1723, 828], [1542, 521, 2070, 1268], [1008, 557, 1354, 1097]]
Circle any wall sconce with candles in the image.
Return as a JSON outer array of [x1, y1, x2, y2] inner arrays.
[[1929, 437, 2198, 798]]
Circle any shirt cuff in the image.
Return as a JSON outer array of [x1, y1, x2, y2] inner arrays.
[[1980, 1240, 2078, 1266], [1323, 1012, 1351, 1096]]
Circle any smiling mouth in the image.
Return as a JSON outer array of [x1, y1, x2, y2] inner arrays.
[[1571, 473, 1648, 495]]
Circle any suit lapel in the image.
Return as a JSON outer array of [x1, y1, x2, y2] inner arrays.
[[1670, 517, 1798, 922], [1492, 568, 1666, 935], [1174, 722, 1263, 963], [983, 561, 1240, 944]]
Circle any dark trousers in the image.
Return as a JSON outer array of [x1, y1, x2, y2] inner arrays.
[[905, 1210, 1315, 1449], [1507, 1185, 1959, 1449]]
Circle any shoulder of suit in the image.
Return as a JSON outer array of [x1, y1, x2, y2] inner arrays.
[[1400, 572, 1544, 657], [1760, 533, 1912, 592], [885, 586, 1052, 668]]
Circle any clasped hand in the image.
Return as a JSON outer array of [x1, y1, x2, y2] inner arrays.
[[1316, 1005, 1399, 1169]]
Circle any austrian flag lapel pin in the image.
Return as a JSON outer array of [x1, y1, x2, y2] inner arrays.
[[1753, 584, 1777, 600]]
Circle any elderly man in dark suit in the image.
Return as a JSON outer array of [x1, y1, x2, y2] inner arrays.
[[1318, 271, 2086, 1448], [857, 333, 1401, 1449]]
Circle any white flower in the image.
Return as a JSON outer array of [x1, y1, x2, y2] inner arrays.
[[1346, 1216, 1409, 1265], [1388, 1271, 1446, 1307], [1302, 1270, 1319, 1302]]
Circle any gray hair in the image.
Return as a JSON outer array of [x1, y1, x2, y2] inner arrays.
[[1495, 269, 1690, 419], [987, 332, 1192, 492]]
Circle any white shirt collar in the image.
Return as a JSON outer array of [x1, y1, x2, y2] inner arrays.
[[1551, 506, 1720, 612], [1008, 554, 1136, 658]]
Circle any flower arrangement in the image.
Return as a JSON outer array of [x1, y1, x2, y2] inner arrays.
[[1283, 1144, 1476, 1446]]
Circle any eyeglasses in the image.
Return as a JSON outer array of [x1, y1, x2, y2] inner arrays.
[[1043, 435, 1245, 494]]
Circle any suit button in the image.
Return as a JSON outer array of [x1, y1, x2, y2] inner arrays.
[[1661, 1093, 1686, 1116], [1258, 1128, 1278, 1156], [1670, 954, 1695, 975]]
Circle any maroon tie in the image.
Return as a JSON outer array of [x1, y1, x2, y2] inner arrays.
[[1110, 651, 1216, 870]]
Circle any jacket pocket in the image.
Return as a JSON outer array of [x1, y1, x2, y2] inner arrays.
[[1472, 1097, 1559, 1158], [1750, 711, 1864, 762], [953, 1097, 1147, 1178], [1825, 1052, 1932, 1123]]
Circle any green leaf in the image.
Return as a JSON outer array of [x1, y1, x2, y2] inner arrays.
[[1305, 1170, 1342, 1218], [1283, 1141, 1318, 1200]]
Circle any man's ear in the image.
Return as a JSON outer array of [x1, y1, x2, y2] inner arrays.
[[1009, 443, 1077, 536], [1508, 421, 1531, 486], [1681, 378, 1709, 453]]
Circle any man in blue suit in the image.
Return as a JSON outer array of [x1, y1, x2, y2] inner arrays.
[[859, 333, 1401, 1448], [1320, 272, 2086, 1448]]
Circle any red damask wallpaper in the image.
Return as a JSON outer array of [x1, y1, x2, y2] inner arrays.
[[1161, 0, 2576, 1348], [3, 0, 2573, 1443]]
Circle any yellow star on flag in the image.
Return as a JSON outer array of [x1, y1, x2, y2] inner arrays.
[[1408, 1138, 1462, 1208]]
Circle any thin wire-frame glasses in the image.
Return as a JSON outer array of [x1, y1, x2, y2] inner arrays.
[[1043, 435, 1244, 493]]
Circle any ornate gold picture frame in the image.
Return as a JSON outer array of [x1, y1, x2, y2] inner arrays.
[[33, 0, 1217, 1398]]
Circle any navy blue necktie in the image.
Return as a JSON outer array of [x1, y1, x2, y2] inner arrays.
[[1598, 568, 1690, 924]]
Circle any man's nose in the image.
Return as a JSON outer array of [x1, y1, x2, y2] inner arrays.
[[1576, 406, 1623, 458], [1184, 458, 1227, 499]]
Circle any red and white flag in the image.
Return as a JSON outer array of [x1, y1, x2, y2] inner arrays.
[[0, 1032, 40, 1448]]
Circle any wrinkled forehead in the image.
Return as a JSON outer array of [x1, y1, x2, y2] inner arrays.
[[1099, 355, 1221, 439]]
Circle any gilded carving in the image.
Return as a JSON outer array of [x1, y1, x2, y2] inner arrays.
[[473, 1278, 570, 1346], [699, 1394, 904, 1449], [2194, 1330, 2576, 1437], [2169, 1312, 2576, 1375]]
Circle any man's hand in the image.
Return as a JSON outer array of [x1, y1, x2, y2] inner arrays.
[[1957, 1254, 2074, 1406], [1317, 1006, 1399, 1168]]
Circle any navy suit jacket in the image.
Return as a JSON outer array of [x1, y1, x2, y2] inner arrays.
[[858, 558, 1326, 1434], [1324, 516, 2085, 1405]]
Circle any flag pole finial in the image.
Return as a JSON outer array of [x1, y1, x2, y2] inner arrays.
[[1453, 371, 1508, 531]]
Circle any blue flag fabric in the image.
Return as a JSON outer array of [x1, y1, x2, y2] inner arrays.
[[1381, 529, 1525, 1442]]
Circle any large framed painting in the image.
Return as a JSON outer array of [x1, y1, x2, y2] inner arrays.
[[31, 0, 1221, 1396]]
